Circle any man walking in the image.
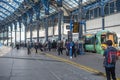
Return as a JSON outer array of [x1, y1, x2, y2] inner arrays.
[[27, 41, 31, 55], [103, 40, 118, 80]]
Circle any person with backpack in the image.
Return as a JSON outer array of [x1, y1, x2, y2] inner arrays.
[[103, 40, 118, 80]]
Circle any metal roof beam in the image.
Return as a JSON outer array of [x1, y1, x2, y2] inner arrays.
[[0, 0, 16, 10], [0, 14, 6, 18], [74, 0, 79, 3], [72, 0, 114, 14], [0, 11, 8, 16], [13, 0, 20, 5], [0, 5, 18, 18], [0, 15, 5, 18], [83, 0, 114, 10], [0, 5, 12, 14]]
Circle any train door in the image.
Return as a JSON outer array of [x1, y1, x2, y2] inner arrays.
[[101, 34, 107, 51], [107, 33, 118, 47]]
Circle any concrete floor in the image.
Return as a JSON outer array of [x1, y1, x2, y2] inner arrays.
[[0, 48, 107, 80]]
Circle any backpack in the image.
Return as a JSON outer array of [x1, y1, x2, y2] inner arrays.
[[107, 50, 117, 64]]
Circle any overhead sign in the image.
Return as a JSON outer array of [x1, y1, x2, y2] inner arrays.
[[73, 22, 79, 33]]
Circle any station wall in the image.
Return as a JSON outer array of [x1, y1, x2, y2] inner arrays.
[[86, 12, 120, 41]]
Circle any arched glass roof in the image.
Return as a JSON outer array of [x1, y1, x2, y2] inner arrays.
[[0, 0, 96, 26], [0, 0, 23, 21]]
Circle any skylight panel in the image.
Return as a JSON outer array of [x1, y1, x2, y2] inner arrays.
[[49, 6, 56, 13], [0, 13, 7, 17], [0, 8, 10, 15], [63, 0, 78, 8], [0, 17, 3, 20], [16, 0, 24, 3]]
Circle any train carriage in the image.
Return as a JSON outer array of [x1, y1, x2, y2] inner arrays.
[[84, 30, 118, 54]]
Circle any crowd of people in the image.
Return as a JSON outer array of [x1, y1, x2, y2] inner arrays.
[[10, 39, 80, 57]]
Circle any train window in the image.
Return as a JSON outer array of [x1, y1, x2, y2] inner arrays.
[[85, 36, 95, 44], [101, 35, 107, 43], [91, 37, 95, 44], [85, 38, 91, 44]]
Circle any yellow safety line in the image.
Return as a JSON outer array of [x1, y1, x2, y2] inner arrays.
[[46, 54, 103, 74], [45, 53, 120, 80], [118, 78, 120, 80]]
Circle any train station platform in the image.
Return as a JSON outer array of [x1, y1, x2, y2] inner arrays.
[[0, 46, 120, 80]]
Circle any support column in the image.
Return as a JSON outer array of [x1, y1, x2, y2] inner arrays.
[[14, 22, 17, 45], [61, 12, 64, 40], [34, 2, 40, 42], [30, 24, 33, 43], [101, 6, 105, 30], [19, 21, 21, 45], [78, 0, 84, 55], [6, 26, 9, 46], [43, 18, 48, 41], [52, 18, 55, 39], [81, 20, 86, 33], [101, 0, 105, 30], [22, 13, 27, 46], [24, 24, 27, 46], [10, 24, 13, 45], [58, 12, 62, 40], [45, 19, 48, 41], [28, 9, 33, 43], [37, 21, 40, 42], [84, 21, 86, 33]]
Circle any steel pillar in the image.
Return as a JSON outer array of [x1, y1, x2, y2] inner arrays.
[[19, 21, 21, 45], [52, 18, 55, 39], [14, 22, 17, 45], [78, 0, 84, 55], [30, 24, 33, 43], [101, 6, 105, 30], [10, 24, 13, 45], [22, 13, 27, 45], [84, 21, 86, 33], [6, 26, 8, 46], [45, 18, 48, 41], [24, 24, 27, 45], [37, 21, 40, 42], [58, 12, 62, 40], [28, 9, 33, 43]]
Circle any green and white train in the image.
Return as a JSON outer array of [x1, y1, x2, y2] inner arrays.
[[84, 30, 118, 54]]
